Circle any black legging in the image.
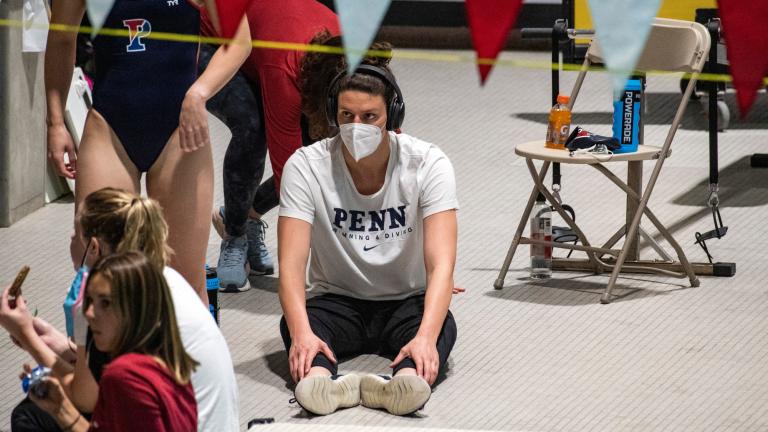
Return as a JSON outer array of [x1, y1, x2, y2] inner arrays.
[[198, 45, 313, 237]]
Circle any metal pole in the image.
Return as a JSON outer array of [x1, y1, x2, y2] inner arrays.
[[707, 20, 719, 187]]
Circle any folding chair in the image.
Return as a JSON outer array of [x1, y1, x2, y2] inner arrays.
[[494, 18, 711, 303]]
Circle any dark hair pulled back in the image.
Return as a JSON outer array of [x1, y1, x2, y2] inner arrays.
[[300, 30, 394, 140]]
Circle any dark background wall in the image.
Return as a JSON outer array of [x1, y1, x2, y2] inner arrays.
[[317, 0, 567, 50]]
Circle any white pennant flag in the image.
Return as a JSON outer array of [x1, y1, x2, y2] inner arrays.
[[588, 0, 661, 97], [87, 0, 116, 38], [335, 0, 392, 73]]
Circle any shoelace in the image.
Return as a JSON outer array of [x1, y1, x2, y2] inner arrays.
[[220, 239, 246, 265], [254, 219, 268, 240], [249, 220, 270, 255]]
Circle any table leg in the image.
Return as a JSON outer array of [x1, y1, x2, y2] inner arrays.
[[626, 161, 643, 261]]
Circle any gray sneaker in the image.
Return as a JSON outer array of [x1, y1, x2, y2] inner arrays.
[[217, 235, 250, 292], [293, 374, 361, 416], [246, 218, 274, 275], [360, 374, 431, 416]]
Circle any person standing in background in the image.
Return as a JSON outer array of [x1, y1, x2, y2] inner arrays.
[[199, 0, 339, 292]]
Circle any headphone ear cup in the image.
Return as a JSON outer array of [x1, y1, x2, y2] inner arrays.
[[326, 93, 337, 127], [388, 97, 405, 130]]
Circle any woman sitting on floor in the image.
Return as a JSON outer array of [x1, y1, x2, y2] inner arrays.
[[0, 188, 238, 431], [28, 251, 198, 431]]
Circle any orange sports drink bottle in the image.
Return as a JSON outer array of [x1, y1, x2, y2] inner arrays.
[[545, 94, 571, 149]]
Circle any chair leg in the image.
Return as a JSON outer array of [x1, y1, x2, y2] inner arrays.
[[592, 164, 699, 289], [653, 220, 700, 287], [600, 225, 626, 260], [602, 73, 703, 303], [638, 226, 674, 261], [494, 160, 550, 289], [603, 217, 641, 304]]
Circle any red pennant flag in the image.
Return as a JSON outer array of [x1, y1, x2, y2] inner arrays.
[[465, 0, 524, 85], [200, 0, 250, 39], [718, 0, 768, 116]]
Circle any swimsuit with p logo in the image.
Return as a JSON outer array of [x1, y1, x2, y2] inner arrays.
[[91, 0, 200, 172]]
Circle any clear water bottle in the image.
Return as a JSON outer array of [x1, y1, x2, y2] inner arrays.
[[530, 195, 552, 279]]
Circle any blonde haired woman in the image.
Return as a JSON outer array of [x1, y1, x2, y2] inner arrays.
[[29, 252, 198, 431], [74, 187, 172, 271], [1, 188, 238, 431]]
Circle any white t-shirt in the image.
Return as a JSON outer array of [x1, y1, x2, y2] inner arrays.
[[162, 267, 240, 432], [279, 132, 459, 301], [74, 268, 239, 431]]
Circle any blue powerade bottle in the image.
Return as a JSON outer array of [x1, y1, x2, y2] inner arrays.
[[612, 79, 642, 153]]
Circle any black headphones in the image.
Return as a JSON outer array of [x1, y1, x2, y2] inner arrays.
[[325, 64, 405, 131]]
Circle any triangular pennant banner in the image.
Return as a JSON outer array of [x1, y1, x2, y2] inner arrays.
[[465, 0, 524, 85], [588, 0, 661, 97], [717, 0, 768, 116], [335, 0, 392, 73], [86, 0, 115, 38]]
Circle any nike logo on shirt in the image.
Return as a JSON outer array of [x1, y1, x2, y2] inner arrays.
[[363, 244, 380, 251]]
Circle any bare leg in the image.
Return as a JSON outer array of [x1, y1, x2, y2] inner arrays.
[[147, 131, 214, 305], [70, 110, 140, 266], [74, 110, 141, 206]]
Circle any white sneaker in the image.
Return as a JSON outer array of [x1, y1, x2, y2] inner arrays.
[[293, 374, 361, 416], [360, 374, 431, 416]]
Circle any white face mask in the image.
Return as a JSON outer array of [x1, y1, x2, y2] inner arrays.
[[339, 123, 383, 161]]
